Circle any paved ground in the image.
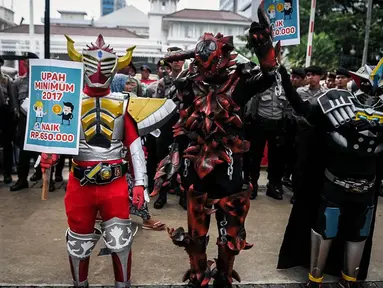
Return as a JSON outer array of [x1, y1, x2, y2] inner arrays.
[[0, 171, 382, 287]]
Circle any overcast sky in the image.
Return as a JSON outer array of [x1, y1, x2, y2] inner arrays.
[[8, 0, 219, 24]]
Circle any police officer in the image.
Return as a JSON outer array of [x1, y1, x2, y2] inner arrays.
[[153, 47, 186, 209], [325, 71, 336, 89], [282, 67, 306, 189], [0, 56, 17, 184], [244, 81, 288, 200], [10, 59, 43, 191], [291, 66, 327, 203], [335, 67, 351, 90]]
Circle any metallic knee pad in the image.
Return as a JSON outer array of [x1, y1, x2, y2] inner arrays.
[[309, 229, 332, 282], [101, 217, 136, 287], [66, 228, 102, 287], [342, 240, 367, 281]]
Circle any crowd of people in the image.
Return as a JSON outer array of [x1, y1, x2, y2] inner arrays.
[[1, 26, 383, 288]]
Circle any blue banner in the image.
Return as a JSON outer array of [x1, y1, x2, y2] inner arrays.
[[264, 0, 300, 46], [24, 59, 83, 155]]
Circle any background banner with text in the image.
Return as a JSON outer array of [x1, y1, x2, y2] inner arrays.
[[24, 59, 83, 155], [264, 0, 300, 46]]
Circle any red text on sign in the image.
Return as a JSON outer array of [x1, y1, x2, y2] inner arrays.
[[30, 131, 75, 142], [273, 26, 296, 36], [40, 123, 60, 132], [41, 72, 66, 82], [41, 91, 64, 101]]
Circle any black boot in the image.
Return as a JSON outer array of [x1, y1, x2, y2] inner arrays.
[[55, 175, 64, 183], [154, 192, 167, 209], [49, 181, 56, 192], [282, 176, 292, 189], [306, 280, 322, 288], [266, 183, 283, 200], [179, 192, 187, 210], [10, 179, 29, 191], [3, 174, 12, 184], [339, 278, 358, 288], [30, 172, 42, 182], [250, 183, 258, 200]]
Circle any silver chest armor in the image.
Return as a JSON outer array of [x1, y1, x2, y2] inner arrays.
[[74, 92, 128, 162]]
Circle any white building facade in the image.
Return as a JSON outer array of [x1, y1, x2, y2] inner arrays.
[[219, 0, 261, 19], [149, 0, 251, 51], [0, 0, 252, 66]]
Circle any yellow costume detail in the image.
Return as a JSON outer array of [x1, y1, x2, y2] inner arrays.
[[81, 97, 124, 143], [65, 34, 136, 69], [127, 97, 167, 122], [355, 111, 383, 124], [341, 272, 357, 282], [308, 274, 323, 283]]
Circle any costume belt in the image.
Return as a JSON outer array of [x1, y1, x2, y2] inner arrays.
[[324, 169, 375, 193], [71, 160, 128, 186]]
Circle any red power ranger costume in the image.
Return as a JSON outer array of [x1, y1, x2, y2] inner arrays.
[[41, 35, 176, 288], [152, 3, 280, 287]]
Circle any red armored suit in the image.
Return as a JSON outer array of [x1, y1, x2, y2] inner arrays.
[[153, 5, 280, 288], [41, 35, 176, 288]]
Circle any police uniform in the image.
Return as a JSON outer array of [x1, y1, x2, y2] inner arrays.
[[282, 68, 306, 188], [244, 82, 287, 200], [10, 75, 44, 191], [0, 72, 16, 182]]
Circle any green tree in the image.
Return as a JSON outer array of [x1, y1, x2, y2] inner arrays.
[[298, 0, 383, 69], [287, 32, 339, 69]]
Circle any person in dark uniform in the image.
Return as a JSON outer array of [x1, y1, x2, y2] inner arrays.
[[282, 67, 306, 190], [335, 67, 351, 90], [244, 80, 288, 200], [58, 102, 74, 125], [289, 66, 327, 203], [0, 56, 17, 184], [10, 58, 54, 191], [325, 71, 336, 89], [152, 47, 186, 209]]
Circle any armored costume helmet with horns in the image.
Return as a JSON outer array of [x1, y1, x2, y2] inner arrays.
[[65, 34, 135, 89], [349, 64, 383, 109]]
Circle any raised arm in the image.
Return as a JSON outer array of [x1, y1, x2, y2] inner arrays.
[[278, 66, 324, 127]]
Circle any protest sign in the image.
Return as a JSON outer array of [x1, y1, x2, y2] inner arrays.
[[24, 59, 83, 155], [264, 0, 300, 46]]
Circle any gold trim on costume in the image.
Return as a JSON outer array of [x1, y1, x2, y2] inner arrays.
[[341, 272, 357, 282], [127, 97, 167, 122], [65, 35, 82, 62], [117, 46, 136, 70], [308, 274, 323, 283], [100, 125, 113, 139], [81, 97, 124, 143], [84, 125, 96, 140], [100, 98, 123, 117], [355, 111, 383, 123]]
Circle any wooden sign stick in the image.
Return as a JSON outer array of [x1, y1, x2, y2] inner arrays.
[[40, 154, 52, 201]]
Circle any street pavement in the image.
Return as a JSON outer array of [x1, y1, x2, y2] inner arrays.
[[0, 171, 382, 286]]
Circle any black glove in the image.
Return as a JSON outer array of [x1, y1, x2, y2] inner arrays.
[[246, 3, 279, 70], [247, 21, 273, 51]]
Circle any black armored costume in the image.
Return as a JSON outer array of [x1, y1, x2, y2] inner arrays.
[[277, 65, 383, 288]]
